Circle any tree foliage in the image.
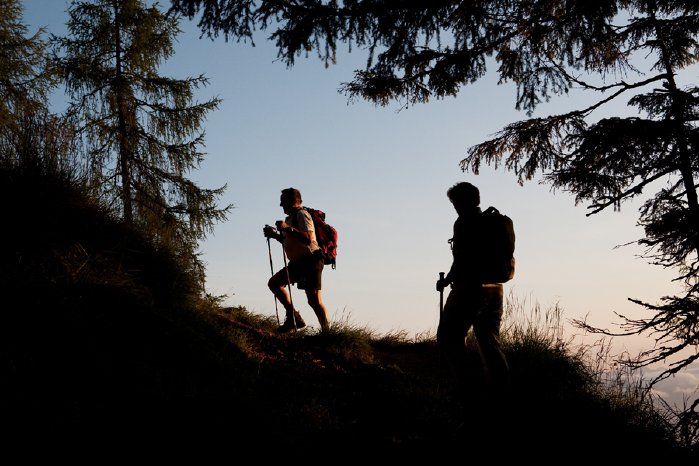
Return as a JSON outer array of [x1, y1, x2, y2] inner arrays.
[[169, 0, 698, 415], [168, 0, 626, 111], [54, 0, 231, 283], [0, 0, 67, 167]]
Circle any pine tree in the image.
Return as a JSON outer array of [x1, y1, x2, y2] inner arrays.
[[55, 0, 231, 283], [0, 0, 62, 166]]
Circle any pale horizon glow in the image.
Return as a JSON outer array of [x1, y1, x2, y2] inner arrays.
[[22, 0, 697, 409]]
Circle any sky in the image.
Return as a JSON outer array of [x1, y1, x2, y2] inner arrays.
[[22, 0, 698, 409]]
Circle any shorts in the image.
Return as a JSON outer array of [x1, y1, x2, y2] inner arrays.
[[437, 283, 504, 344], [274, 250, 324, 290]]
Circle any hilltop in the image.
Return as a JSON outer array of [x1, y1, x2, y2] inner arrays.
[[0, 163, 695, 461]]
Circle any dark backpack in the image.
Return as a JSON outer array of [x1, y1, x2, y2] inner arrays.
[[294, 207, 338, 269], [475, 206, 515, 283]]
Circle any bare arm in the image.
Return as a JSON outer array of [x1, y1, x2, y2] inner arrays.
[[275, 220, 312, 245]]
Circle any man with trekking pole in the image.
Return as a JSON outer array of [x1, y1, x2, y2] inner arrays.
[[436, 182, 511, 393], [263, 187, 330, 333]]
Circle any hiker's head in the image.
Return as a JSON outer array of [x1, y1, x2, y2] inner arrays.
[[280, 187, 302, 213], [447, 182, 480, 212]]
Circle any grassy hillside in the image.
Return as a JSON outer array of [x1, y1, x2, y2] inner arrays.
[[1, 163, 696, 461]]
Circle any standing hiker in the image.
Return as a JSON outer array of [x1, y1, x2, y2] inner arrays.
[[436, 181, 511, 391], [263, 187, 330, 332]]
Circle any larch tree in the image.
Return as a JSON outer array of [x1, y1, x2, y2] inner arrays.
[[169, 0, 698, 425], [0, 0, 66, 167], [54, 0, 230, 283]]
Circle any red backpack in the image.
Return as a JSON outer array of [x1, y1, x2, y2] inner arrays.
[[296, 207, 338, 269]]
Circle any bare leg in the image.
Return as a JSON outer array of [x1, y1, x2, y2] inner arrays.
[[268, 269, 294, 315], [473, 285, 510, 391], [306, 289, 329, 331]]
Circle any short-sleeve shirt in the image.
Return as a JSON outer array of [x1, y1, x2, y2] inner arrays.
[[284, 208, 320, 261]]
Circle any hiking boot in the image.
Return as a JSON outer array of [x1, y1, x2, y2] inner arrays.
[[278, 311, 306, 333]]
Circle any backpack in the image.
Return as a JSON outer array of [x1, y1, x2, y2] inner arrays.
[[294, 207, 338, 269], [467, 206, 515, 284]]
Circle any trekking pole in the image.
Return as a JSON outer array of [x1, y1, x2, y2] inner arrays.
[[267, 237, 280, 326], [439, 272, 445, 314], [280, 233, 297, 330]]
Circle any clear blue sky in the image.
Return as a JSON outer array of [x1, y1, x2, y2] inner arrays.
[[22, 0, 698, 407]]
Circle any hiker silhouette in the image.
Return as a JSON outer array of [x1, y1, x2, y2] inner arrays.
[[263, 187, 330, 332], [436, 182, 511, 392]]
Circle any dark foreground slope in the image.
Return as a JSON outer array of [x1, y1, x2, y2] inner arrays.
[[1, 165, 695, 461]]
